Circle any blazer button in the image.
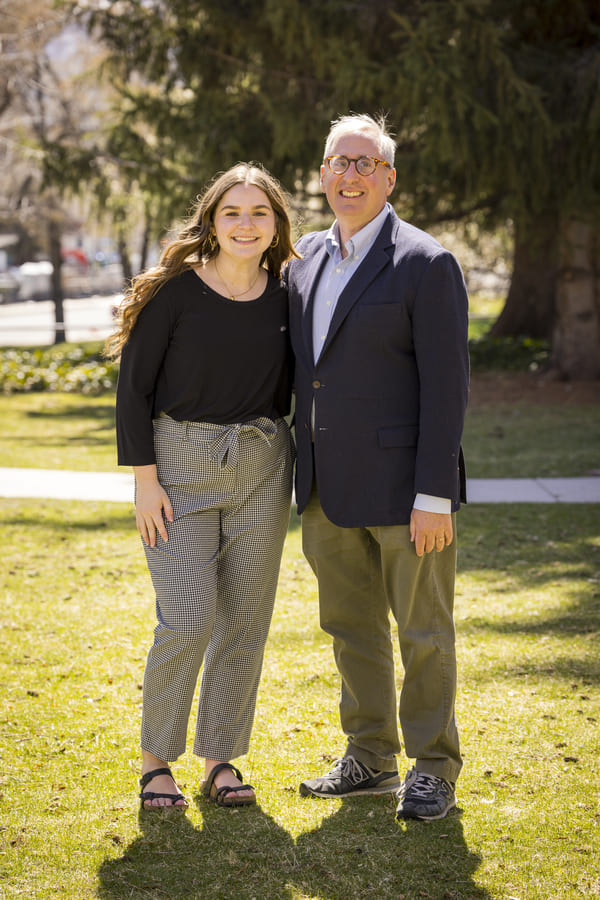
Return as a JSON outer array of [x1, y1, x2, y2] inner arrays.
[[312, 380, 321, 388]]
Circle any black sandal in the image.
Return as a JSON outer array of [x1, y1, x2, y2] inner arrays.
[[139, 767, 188, 810], [202, 762, 255, 808]]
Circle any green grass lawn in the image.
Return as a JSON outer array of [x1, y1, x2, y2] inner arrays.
[[1, 374, 599, 897], [463, 399, 600, 478], [0, 393, 116, 471], [1, 500, 599, 898]]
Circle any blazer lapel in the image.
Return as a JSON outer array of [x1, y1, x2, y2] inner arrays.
[[300, 243, 329, 364]]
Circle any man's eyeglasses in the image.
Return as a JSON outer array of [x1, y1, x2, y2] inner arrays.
[[324, 155, 392, 176]]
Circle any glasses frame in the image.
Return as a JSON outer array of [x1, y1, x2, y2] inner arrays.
[[323, 155, 392, 176]]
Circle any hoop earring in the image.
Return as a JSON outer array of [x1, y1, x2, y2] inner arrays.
[[270, 234, 279, 248]]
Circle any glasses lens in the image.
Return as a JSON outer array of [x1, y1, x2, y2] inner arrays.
[[356, 157, 376, 175], [329, 156, 349, 174]]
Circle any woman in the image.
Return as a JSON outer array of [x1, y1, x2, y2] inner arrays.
[[109, 163, 298, 809]]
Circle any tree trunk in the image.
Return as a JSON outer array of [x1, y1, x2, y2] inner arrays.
[[490, 212, 558, 340], [139, 220, 150, 273], [117, 230, 133, 287], [552, 218, 600, 380], [48, 217, 66, 345]]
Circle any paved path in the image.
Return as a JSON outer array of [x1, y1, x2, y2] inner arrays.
[[0, 467, 599, 504], [0, 468, 134, 503]]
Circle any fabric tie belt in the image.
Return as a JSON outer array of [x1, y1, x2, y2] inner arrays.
[[205, 418, 278, 468]]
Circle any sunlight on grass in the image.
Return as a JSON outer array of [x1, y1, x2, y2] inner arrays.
[[1, 499, 599, 898], [0, 393, 117, 471], [468, 294, 503, 342], [469, 295, 505, 319]]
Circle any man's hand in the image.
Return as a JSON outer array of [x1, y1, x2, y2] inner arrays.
[[410, 508, 453, 557]]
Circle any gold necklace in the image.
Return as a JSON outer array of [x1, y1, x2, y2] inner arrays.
[[214, 258, 261, 301]]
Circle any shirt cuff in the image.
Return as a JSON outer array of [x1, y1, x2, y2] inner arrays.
[[413, 493, 452, 514]]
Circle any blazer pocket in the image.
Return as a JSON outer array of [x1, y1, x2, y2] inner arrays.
[[378, 425, 419, 448]]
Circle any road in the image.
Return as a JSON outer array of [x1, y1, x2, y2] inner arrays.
[[0, 293, 122, 346]]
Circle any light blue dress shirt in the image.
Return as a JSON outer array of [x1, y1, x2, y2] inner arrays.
[[312, 204, 390, 363], [311, 203, 451, 515]]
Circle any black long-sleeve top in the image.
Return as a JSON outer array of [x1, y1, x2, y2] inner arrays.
[[116, 268, 292, 466]]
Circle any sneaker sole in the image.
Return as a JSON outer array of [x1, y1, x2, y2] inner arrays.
[[395, 797, 457, 821], [300, 780, 401, 799]]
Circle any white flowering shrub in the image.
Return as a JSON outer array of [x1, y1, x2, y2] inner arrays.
[[0, 346, 118, 395]]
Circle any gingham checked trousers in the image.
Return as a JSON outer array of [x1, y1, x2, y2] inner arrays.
[[140, 413, 293, 762]]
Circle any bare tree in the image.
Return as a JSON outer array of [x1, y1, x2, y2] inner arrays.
[[0, 1, 147, 341], [1, 2, 72, 340]]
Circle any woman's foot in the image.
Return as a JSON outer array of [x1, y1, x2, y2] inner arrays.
[[204, 759, 255, 805], [140, 752, 187, 809]]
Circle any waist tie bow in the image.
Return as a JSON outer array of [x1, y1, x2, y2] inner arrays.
[[208, 418, 278, 468]]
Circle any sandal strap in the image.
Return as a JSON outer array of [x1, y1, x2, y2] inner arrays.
[[202, 762, 244, 796], [215, 783, 254, 801], [140, 789, 187, 803], [139, 767, 174, 790]]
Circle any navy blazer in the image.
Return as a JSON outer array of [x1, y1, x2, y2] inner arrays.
[[287, 208, 470, 527]]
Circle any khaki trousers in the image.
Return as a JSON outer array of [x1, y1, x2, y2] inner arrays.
[[302, 486, 462, 783]]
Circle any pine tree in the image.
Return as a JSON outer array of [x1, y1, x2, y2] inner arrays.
[[73, 0, 600, 377]]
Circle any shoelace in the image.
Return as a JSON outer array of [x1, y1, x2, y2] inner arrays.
[[402, 771, 442, 799], [332, 756, 368, 785]]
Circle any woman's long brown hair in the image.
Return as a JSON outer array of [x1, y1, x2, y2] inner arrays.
[[105, 162, 300, 359]]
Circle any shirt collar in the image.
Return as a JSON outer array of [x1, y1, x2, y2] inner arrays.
[[325, 202, 391, 262]]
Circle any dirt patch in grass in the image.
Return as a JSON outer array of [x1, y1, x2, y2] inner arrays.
[[469, 370, 600, 406]]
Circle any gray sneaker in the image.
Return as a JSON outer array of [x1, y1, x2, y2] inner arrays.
[[395, 767, 456, 821], [299, 755, 400, 798]]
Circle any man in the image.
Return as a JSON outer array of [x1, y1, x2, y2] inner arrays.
[[286, 113, 469, 822]]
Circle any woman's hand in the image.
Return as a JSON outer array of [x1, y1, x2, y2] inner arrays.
[[133, 465, 174, 547]]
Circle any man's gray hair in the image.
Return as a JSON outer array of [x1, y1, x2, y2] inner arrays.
[[324, 113, 396, 166]]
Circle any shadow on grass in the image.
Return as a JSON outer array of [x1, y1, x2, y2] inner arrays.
[[6, 431, 115, 450], [504, 654, 600, 685], [23, 401, 115, 445], [1, 510, 135, 531], [293, 796, 488, 900], [458, 505, 600, 574], [457, 503, 600, 640], [97, 795, 487, 900], [25, 402, 115, 422], [464, 594, 600, 639], [97, 801, 298, 900]]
